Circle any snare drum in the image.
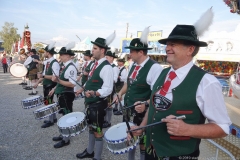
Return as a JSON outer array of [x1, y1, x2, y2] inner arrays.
[[104, 122, 139, 154], [33, 103, 59, 120], [21, 95, 44, 109], [57, 112, 87, 137], [10, 63, 28, 78]]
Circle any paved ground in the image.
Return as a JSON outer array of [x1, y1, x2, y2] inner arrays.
[[0, 68, 136, 160], [1, 67, 239, 160]]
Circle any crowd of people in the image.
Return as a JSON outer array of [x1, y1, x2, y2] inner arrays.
[[3, 8, 232, 160]]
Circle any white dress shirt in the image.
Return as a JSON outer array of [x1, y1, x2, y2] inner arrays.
[[119, 66, 128, 82], [23, 56, 33, 66], [126, 56, 163, 90], [111, 63, 120, 83], [62, 60, 77, 86], [42, 57, 60, 76], [159, 61, 231, 134], [92, 57, 114, 98]]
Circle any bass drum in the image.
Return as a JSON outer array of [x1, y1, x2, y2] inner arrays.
[[10, 63, 28, 78]]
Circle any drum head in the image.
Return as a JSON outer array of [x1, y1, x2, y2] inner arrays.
[[23, 95, 40, 101], [58, 112, 85, 128], [104, 122, 134, 142], [10, 63, 27, 77]]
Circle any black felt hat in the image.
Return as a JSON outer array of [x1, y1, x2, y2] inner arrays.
[[58, 47, 75, 56], [91, 37, 110, 49], [125, 38, 152, 50], [83, 50, 92, 57], [158, 25, 207, 47], [106, 50, 118, 58]]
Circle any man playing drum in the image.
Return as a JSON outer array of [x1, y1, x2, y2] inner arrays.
[[48, 43, 77, 148], [129, 8, 231, 160], [113, 27, 163, 160], [103, 49, 119, 128], [33, 43, 60, 128], [75, 32, 115, 160], [24, 49, 40, 95]]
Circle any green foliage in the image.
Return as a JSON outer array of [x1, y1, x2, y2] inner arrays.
[[0, 22, 20, 53]]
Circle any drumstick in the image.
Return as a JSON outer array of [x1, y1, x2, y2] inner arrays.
[[117, 101, 145, 112], [68, 76, 96, 98], [127, 115, 186, 133], [104, 99, 117, 111], [51, 69, 60, 82], [117, 94, 134, 139]]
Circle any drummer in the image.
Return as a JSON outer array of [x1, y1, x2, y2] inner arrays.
[[103, 49, 119, 128], [75, 33, 115, 160], [33, 43, 60, 128], [48, 44, 77, 148], [113, 27, 163, 160], [23, 49, 40, 95]]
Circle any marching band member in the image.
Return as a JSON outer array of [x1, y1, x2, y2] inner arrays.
[[103, 49, 119, 128], [49, 42, 77, 148], [129, 9, 231, 160], [114, 27, 163, 160], [33, 42, 60, 128], [81, 50, 94, 86], [113, 58, 127, 113], [23, 49, 40, 95], [75, 32, 115, 160]]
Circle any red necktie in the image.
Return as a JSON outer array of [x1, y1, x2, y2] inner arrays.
[[131, 65, 141, 79], [83, 62, 88, 68], [159, 71, 177, 96], [46, 62, 50, 70], [89, 61, 98, 77]]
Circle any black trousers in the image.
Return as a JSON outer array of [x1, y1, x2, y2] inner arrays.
[[57, 92, 75, 115], [3, 64, 8, 73], [43, 85, 55, 105], [145, 149, 200, 160]]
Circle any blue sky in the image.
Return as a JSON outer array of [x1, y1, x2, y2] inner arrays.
[[0, 0, 239, 48]]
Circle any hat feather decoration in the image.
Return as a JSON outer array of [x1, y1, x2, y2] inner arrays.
[[105, 30, 116, 46], [140, 26, 150, 45], [194, 7, 214, 37], [110, 46, 115, 53], [48, 42, 56, 50], [65, 41, 75, 51]]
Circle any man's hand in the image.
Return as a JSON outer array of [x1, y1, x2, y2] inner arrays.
[[135, 101, 146, 113], [83, 71, 89, 76], [52, 76, 59, 82], [162, 115, 189, 136], [113, 93, 122, 104], [85, 90, 95, 98], [75, 89, 83, 96], [127, 125, 143, 141], [48, 88, 55, 96], [33, 82, 39, 88]]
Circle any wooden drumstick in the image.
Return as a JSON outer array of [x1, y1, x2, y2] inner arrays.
[[127, 115, 186, 133]]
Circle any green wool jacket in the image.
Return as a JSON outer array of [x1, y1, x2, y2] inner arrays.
[[124, 59, 155, 108], [84, 60, 110, 104], [43, 59, 58, 86], [146, 65, 206, 157], [55, 63, 74, 94]]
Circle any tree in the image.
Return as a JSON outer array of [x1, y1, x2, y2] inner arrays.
[[0, 22, 20, 54]]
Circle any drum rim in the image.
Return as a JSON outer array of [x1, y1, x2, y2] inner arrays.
[[33, 103, 58, 113], [106, 139, 139, 154], [23, 102, 44, 109], [9, 62, 28, 78], [22, 95, 41, 102], [57, 112, 86, 129]]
